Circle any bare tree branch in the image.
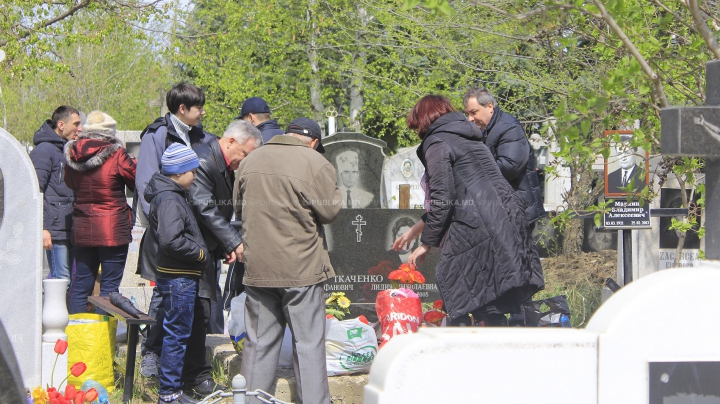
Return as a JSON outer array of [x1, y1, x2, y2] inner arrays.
[[687, 0, 720, 59], [0, 0, 92, 47]]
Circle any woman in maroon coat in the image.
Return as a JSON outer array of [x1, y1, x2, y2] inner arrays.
[[64, 111, 136, 314]]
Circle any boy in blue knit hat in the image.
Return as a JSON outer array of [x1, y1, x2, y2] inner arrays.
[[144, 143, 208, 404]]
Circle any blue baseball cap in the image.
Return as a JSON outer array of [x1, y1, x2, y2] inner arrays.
[[235, 97, 270, 119]]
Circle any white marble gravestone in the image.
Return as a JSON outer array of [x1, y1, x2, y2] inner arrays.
[[0, 128, 43, 386], [381, 146, 425, 209], [366, 264, 720, 404]]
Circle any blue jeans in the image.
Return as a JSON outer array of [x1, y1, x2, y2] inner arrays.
[[68, 245, 129, 314], [46, 241, 74, 286], [157, 276, 198, 396]]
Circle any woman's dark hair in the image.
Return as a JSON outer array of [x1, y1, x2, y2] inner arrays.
[[406, 95, 455, 139], [166, 83, 205, 114]]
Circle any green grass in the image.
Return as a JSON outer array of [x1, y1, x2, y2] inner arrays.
[[110, 351, 233, 403]]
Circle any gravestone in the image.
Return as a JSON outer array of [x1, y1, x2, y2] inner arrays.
[[381, 146, 425, 209], [323, 131, 386, 209], [0, 128, 43, 386], [658, 188, 702, 269], [325, 209, 441, 317], [365, 264, 720, 404]]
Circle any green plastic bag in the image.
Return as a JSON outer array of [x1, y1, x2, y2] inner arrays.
[[66, 313, 117, 392]]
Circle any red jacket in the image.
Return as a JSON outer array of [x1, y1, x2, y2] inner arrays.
[[64, 134, 136, 247]]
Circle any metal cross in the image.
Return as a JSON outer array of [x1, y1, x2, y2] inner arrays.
[[352, 215, 366, 243]]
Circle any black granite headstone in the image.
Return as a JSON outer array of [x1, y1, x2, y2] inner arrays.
[[661, 106, 720, 157], [323, 132, 386, 209], [659, 189, 701, 249], [649, 362, 720, 404], [324, 209, 441, 308]]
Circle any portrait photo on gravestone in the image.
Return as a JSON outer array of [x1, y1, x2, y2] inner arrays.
[[604, 131, 649, 197], [323, 132, 386, 209]]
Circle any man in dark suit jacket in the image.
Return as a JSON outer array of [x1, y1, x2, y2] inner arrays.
[[184, 120, 262, 398], [607, 145, 646, 194]]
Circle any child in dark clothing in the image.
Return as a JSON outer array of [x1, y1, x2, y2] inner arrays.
[[144, 143, 208, 404]]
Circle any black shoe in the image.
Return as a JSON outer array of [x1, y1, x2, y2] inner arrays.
[[157, 392, 198, 404], [185, 379, 227, 399]]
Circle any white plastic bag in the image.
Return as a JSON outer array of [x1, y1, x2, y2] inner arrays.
[[227, 292, 247, 354], [325, 317, 378, 376]]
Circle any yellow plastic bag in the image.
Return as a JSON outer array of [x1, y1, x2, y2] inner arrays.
[[66, 313, 117, 392]]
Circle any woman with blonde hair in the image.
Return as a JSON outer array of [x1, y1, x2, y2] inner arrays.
[[64, 111, 136, 314]]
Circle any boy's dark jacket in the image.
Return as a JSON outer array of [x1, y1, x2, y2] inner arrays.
[[144, 172, 208, 277]]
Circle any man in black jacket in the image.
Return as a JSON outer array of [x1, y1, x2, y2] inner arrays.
[[30, 106, 82, 285], [463, 88, 545, 226], [235, 97, 284, 144], [136, 83, 215, 380], [189, 121, 261, 336]]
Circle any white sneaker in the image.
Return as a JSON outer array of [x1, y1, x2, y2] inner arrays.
[[140, 352, 160, 378]]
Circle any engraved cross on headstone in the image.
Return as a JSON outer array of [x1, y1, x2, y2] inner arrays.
[[352, 215, 366, 242], [661, 60, 720, 259]]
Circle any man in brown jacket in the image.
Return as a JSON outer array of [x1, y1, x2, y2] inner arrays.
[[233, 117, 342, 404]]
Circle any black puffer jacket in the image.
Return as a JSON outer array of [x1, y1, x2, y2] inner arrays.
[[418, 112, 544, 320], [481, 107, 545, 224], [144, 172, 208, 278], [30, 120, 74, 240]]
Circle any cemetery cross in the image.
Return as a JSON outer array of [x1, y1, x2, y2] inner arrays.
[[661, 60, 720, 259]]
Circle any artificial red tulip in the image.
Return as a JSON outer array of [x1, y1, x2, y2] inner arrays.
[[54, 339, 68, 355], [64, 384, 77, 400], [70, 362, 87, 377], [84, 388, 98, 402], [74, 391, 85, 404]]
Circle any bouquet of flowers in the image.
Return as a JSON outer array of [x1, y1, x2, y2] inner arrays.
[[387, 263, 425, 288], [325, 292, 352, 320], [29, 339, 97, 404]]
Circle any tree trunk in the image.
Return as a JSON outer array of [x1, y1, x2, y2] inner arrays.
[[349, 5, 368, 132], [306, 0, 324, 124], [562, 163, 601, 255], [673, 176, 690, 267]]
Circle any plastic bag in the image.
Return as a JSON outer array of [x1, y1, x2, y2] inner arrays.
[[325, 317, 378, 376], [523, 295, 572, 327], [227, 292, 247, 354], [376, 288, 422, 348], [66, 313, 118, 392]]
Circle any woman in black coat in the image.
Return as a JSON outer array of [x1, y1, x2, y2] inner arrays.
[[397, 95, 543, 326]]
